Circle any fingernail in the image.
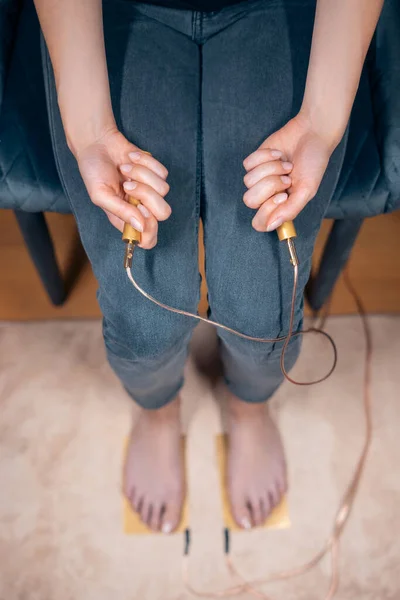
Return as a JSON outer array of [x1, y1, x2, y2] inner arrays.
[[282, 161, 293, 170], [241, 517, 252, 530], [124, 181, 137, 190], [129, 151, 142, 161], [280, 175, 291, 184], [271, 150, 283, 158], [120, 164, 132, 173], [130, 217, 143, 232], [273, 192, 288, 205], [137, 204, 151, 218], [162, 523, 173, 534], [266, 217, 284, 232]]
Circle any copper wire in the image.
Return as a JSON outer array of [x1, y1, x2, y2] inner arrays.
[[126, 262, 373, 600], [126, 264, 337, 386]]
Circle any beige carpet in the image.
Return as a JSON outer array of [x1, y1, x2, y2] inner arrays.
[[0, 316, 399, 600]]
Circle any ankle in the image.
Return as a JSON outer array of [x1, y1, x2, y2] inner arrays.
[[139, 395, 181, 423], [226, 391, 266, 420]]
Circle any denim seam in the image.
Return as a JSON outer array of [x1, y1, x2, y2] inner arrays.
[[194, 45, 203, 244], [191, 9, 196, 41]]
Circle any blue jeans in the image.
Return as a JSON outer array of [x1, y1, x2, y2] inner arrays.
[[42, 0, 348, 409]]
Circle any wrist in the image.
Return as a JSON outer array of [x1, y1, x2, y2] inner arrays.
[[56, 85, 117, 158], [65, 117, 118, 158], [297, 103, 348, 153]]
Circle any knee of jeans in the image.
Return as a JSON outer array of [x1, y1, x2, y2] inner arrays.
[[220, 323, 303, 376], [213, 291, 304, 360], [102, 307, 194, 364]]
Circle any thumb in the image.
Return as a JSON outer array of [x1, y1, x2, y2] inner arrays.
[[265, 180, 317, 232], [91, 184, 146, 230]]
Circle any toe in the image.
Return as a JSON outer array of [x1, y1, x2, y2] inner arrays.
[[230, 493, 252, 530], [272, 479, 284, 508], [134, 494, 143, 514], [260, 495, 269, 524], [148, 502, 163, 532], [161, 494, 182, 534], [268, 489, 278, 513], [122, 480, 132, 501], [262, 491, 272, 519], [249, 497, 264, 528], [139, 499, 151, 526], [128, 487, 136, 508], [279, 472, 288, 496]]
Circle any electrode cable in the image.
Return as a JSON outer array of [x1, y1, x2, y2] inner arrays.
[[127, 261, 338, 386], [126, 252, 372, 600]]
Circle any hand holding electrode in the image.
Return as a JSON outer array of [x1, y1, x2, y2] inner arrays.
[[75, 128, 171, 250], [243, 112, 335, 233], [120, 149, 171, 250]]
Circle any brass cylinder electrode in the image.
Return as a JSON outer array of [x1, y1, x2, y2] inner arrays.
[[277, 221, 299, 267], [122, 150, 152, 267], [276, 220, 297, 242]]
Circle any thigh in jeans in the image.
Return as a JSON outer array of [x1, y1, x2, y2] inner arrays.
[[202, 0, 348, 351], [42, 0, 202, 366]]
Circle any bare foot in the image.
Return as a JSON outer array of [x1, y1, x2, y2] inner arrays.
[[123, 396, 184, 533], [225, 391, 287, 529]]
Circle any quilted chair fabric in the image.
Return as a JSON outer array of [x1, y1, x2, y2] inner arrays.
[[329, 0, 400, 218], [0, 0, 69, 213], [0, 0, 399, 217]]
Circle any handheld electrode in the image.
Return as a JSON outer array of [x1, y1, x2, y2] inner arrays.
[[122, 150, 153, 269]]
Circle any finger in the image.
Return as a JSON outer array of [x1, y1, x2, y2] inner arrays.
[[105, 205, 154, 246], [264, 183, 316, 232], [104, 209, 124, 232], [243, 175, 291, 209], [251, 192, 289, 232], [128, 150, 169, 180], [243, 160, 293, 189], [91, 185, 146, 230], [119, 163, 170, 198], [101, 133, 168, 180], [243, 148, 287, 172], [138, 213, 158, 250], [123, 180, 171, 222]]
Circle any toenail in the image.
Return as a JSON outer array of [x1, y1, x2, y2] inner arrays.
[[162, 523, 173, 534], [241, 517, 252, 530]]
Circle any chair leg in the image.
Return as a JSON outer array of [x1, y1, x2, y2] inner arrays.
[[306, 218, 364, 313], [14, 210, 66, 306]]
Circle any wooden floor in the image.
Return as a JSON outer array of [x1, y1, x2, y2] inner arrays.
[[1, 209, 399, 320]]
